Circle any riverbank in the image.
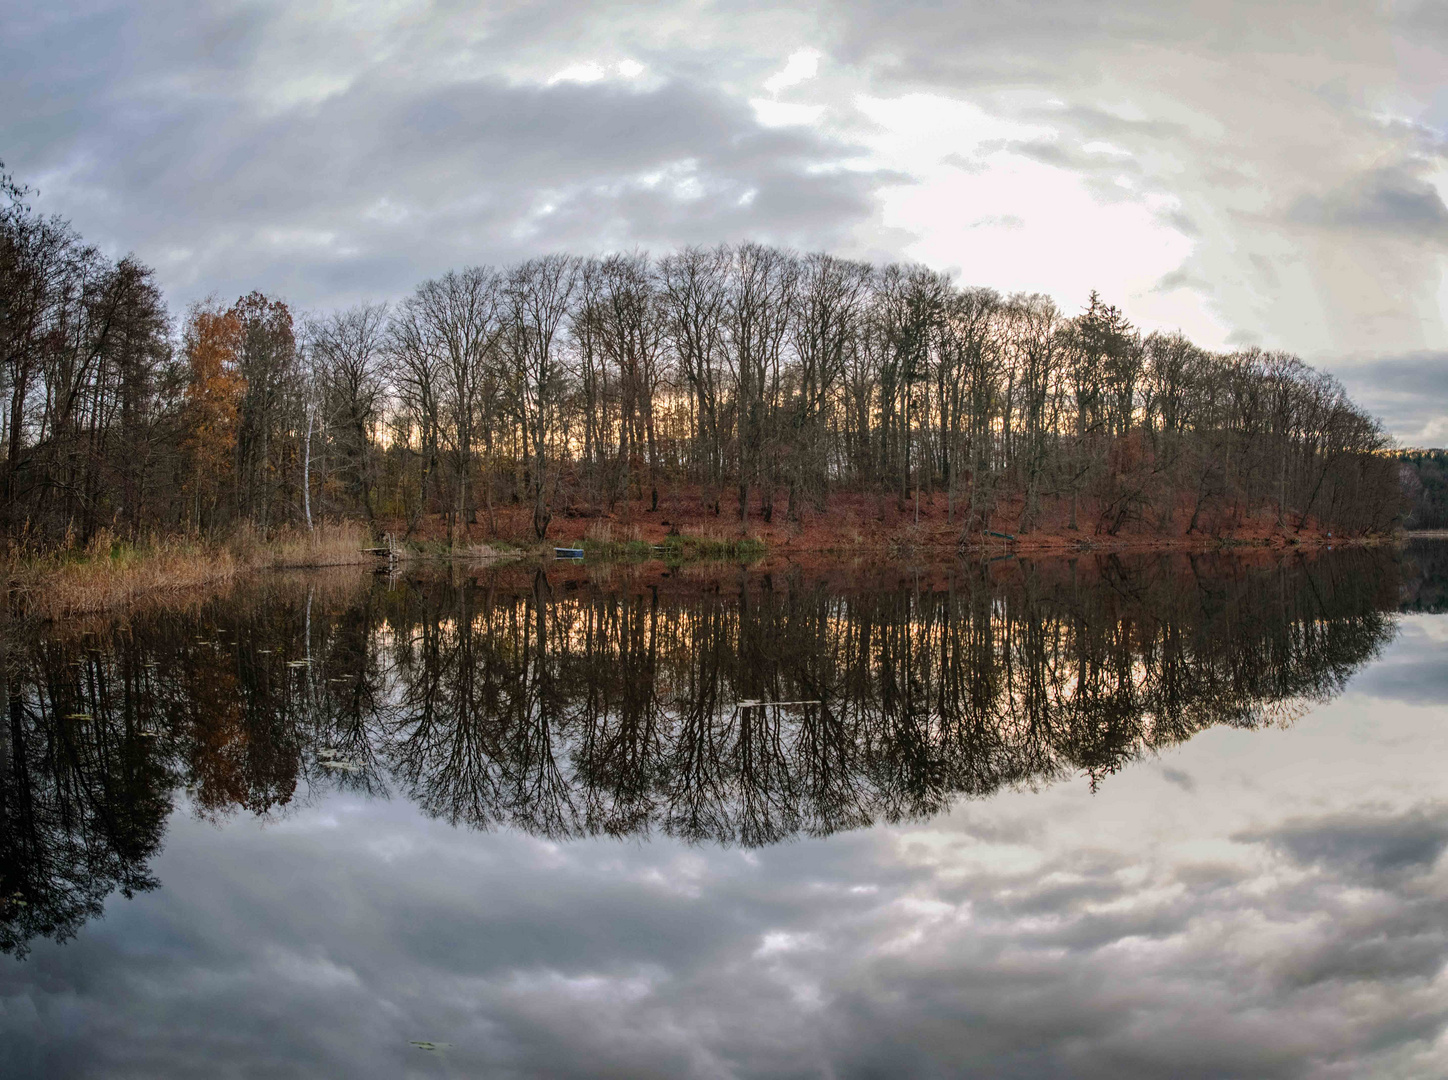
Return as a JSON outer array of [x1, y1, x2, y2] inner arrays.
[[5, 515, 1408, 623], [3, 522, 373, 621]]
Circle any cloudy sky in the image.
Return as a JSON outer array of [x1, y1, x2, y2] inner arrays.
[[4, 1, 1448, 440]]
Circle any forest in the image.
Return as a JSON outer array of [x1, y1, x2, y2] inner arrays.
[[0, 167, 1403, 551], [1392, 449, 1448, 530]]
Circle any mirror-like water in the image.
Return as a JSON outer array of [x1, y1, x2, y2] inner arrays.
[[4, 546, 1446, 1078]]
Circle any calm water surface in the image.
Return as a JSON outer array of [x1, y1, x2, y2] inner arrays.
[[4, 546, 1448, 1078]]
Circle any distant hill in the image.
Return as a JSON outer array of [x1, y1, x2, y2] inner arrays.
[[1390, 450, 1448, 530]]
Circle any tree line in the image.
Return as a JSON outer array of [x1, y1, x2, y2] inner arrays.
[[0, 549, 1401, 953], [1391, 449, 1448, 530], [1, 171, 1401, 547]]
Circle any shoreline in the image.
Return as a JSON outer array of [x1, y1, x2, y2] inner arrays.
[[4, 525, 1422, 624], [536, 528, 1401, 561]]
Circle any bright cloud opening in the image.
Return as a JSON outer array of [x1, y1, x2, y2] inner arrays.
[[764, 49, 821, 95]]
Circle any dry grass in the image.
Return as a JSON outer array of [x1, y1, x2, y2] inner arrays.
[[464, 542, 512, 562], [5, 521, 374, 620], [6, 532, 240, 619], [583, 520, 648, 544], [30, 564, 376, 642], [240, 520, 374, 569]]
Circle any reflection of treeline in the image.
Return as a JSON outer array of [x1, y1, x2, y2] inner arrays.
[[376, 554, 1397, 842], [3, 170, 1399, 548], [1399, 538, 1448, 613], [0, 553, 1400, 954], [0, 574, 372, 956]]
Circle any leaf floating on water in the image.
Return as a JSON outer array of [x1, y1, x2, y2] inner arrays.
[[287, 660, 311, 668], [321, 759, 362, 772], [65, 713, 92, 721], [409, 1042, 451, 1053], [318, 748, 338, 758]]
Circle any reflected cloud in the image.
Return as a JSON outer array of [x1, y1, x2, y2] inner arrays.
[[8, 549, 1448, 1078], [0, 550, 1404, 957]]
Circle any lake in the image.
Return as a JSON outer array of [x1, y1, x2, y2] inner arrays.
[[4, 545, 1447, 1078]]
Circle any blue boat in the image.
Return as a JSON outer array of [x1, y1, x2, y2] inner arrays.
[[554, 547, 584, 559]]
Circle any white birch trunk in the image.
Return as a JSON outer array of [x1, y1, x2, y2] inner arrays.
[[303, 404, 314, 531]]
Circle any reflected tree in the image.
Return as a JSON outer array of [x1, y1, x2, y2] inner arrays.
[[0, 549, 1408, 955]]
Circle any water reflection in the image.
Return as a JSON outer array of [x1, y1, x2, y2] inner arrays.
[[0, 550, 1407, 956]]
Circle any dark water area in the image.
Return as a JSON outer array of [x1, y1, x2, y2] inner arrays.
[[3, 546, 1446, 1078]]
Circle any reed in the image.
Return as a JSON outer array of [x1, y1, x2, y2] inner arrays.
[[4, 521, 374, 620], [463, 542, 512, 562], [6, 532, 238, 619], [241, 520, 374, 568]]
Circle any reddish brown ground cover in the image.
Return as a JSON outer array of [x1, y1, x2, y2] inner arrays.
[[380, 483, 1362, 555]]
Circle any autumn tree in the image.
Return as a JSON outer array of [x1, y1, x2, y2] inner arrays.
[[180, 303, 243, 533]]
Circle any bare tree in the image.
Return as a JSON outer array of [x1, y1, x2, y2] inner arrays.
[[789, 253, 871, 516], [0, 171, 1406, 550], [308, 303, 388, 521], [722, 244, 796, 523], [660, 246, 730, 510], [504, 255, 579, 539]]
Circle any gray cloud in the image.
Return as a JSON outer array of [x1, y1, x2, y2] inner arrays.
[[0, 1, 894, 312], [1288, 166, 1448, 240], [6, 1, 1448, 422], [1340, 354, 1448, 397], [1241, 806, 1448, 883], [1154, 268, 1212, 294], [72, 67, 890, 305], [818, 0, 1448, 354], [1352, 654, 1448, 705], [1330, 352, 1448, 444], [1340, 616, 1448, 704], [1161, 766, 1196, 791], [8, 780, 1448, 1079]]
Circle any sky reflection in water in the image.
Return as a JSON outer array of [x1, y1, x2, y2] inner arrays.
[[4, 548, 1448, 1078]]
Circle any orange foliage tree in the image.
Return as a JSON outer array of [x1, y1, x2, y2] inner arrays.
[[180, 303, 245, 532]]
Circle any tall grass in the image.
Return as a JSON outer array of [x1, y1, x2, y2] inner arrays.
[[233, 520, 374, 569], [4, 521, 373, 620]]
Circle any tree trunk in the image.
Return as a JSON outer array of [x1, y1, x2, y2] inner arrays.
[[302, 405, 314, 531]]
